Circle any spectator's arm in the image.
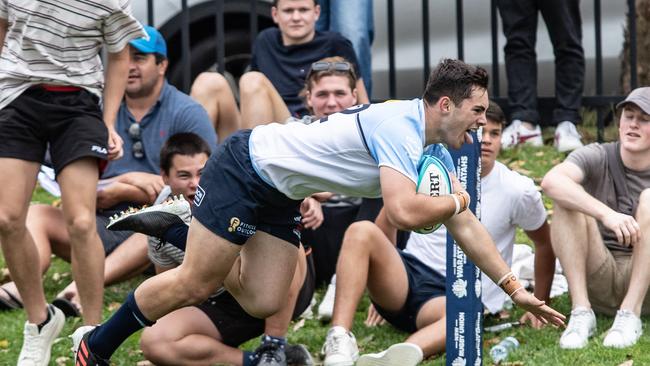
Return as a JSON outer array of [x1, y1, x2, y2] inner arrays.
[[0, 18, 7, 54], [311, 192, 334, 202], [355, 78, 369, 104], [526, 221, 555, 303], [115, 171, 165, 203], [541, 161, 609, 220], [103, 47, 131, 160], [96, 181, 150, 209]]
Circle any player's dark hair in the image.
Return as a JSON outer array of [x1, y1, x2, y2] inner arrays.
[[422, 59, 489, 107], [486, 100, 506, 126], [160, 133, 211, 174]]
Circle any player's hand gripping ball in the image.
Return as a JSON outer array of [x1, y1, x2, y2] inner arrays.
[[414, 155, 452, 234]]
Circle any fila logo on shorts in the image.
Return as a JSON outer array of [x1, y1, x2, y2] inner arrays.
[[91, 145, 107, 155]]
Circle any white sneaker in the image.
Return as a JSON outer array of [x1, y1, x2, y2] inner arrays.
[[603, 309, 642, 348], [357, 343, 424, 366], [322, 326, 359, 366], [318, 275, 336, 321], [18, 305, 65, 366], [106, 195, 191, 238], [501, 120, 543, 149], [554, 121, 583, 152], [559, 306, 596, 349]]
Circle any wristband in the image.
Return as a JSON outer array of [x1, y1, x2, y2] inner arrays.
[[509, 286, 525, 298], [497, 271, 513, 286], [450, 194, 461, 216], [498, 272, 522, 296]]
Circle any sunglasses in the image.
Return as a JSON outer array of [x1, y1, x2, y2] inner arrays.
[[307, 61, 354, 77], [128, 122, 145, 159]]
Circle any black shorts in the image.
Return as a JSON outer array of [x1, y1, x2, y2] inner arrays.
[[192, 130, 302, 246], [195, 253, 316, 347], [0, 87, 108, 175], [372, 250, 446, 333], [96, 209, 135, 255]]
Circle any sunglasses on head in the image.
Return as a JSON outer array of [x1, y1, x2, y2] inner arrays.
[[128, 122, 145, 159], [310, 61, 352, 73]]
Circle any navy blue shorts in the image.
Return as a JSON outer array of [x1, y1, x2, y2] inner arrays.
[[372, 250, 446, 333], [192, 130, 303, 246]]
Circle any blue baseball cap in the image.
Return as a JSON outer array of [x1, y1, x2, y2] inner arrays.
[[129, 25, 167, 58]]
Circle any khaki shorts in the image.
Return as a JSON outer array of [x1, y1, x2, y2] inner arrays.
[[587, 249, 650, 316]]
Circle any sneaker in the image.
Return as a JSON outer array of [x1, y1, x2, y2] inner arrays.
[[253, 336, 287, 366], [72, 326, 110, 366], [603, 309, 642, 348], [18, 305, 65, 366], [318, 276, 336, 321], [554, 121, 583, 152], [501, 120, 543, 149], [357, 343, 423, 366], [106, 195, 191, 237], [322, 326, 359, 366], [559, 306, 596, 349], [285, 344, 314, 366]]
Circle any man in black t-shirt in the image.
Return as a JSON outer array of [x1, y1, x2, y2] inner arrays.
[[190, 0, 369, 132]]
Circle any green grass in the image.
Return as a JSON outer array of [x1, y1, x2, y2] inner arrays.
[[2, 117, 648, 365]]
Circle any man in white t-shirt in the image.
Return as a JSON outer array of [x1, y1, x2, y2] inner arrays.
[[321, 101, 555, 366]]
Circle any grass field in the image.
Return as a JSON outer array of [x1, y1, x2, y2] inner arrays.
[[1, 118, 648, 365]]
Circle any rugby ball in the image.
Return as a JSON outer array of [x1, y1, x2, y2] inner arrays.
[[414, 155, 453, 234]]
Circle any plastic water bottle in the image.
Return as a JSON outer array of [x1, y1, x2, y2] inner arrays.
[[489, 336, 519, 364]]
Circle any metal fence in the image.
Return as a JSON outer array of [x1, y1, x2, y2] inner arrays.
[[143, 0, 639, 141]]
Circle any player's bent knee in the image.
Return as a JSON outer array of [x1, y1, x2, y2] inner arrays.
[[342, 221, 381, 246]]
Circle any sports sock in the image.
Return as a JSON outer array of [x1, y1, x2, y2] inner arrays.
[[242, 350, 257, 366], [261, 334, 287, 348], [88, 291, 155, 359], [36, 305, 53, 332], [163, 223, 189, 251]]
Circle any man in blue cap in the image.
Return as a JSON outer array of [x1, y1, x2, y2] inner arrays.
[[5, 25, 217, 325]]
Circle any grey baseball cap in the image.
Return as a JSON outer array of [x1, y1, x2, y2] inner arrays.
[[616, 87, 650, 114]]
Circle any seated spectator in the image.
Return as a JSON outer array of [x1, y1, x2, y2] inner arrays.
[[0, 26, 217, 317], [541, 87, 650, 349], [320, 102, 555, 366], [190, 0, 369, 131]]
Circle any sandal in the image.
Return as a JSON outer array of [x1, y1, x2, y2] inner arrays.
[[0, 287, 23, 310], [52, 297, 81, 318]]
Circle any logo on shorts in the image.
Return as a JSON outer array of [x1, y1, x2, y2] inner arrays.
[[228, 217, 241, 232], [91, 145, 107, 155], [194, 185, 206, 206], [227, 217, 256, 237]]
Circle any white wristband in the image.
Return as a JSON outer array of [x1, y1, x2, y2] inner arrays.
[[497, 271, 513, 286], [451, 194, 461, 216], [509, 286, 525, 298]]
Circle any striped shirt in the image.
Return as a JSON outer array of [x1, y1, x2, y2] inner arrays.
[[0, 0, 145, 110]]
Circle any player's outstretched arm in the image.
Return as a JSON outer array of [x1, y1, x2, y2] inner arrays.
[[446, 211, 565, 327]]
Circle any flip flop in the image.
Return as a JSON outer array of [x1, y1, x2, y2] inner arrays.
[[52, 297, 81, 318], [0, 287, 23, 310]]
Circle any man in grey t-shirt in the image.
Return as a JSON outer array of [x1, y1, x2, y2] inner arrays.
[[542, 87, 650, 350]]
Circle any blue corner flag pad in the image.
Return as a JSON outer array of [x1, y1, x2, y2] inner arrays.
[[446, 131, 483, 366]]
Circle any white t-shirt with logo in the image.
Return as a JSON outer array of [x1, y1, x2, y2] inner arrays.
[[249, 99, 426, 200], [404, 161, 547, 313]]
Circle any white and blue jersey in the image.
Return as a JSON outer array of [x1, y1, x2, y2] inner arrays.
[[249, 99, 443, 200]]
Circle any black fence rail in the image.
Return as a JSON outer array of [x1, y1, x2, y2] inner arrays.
[[142, 0, 639, 141]]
